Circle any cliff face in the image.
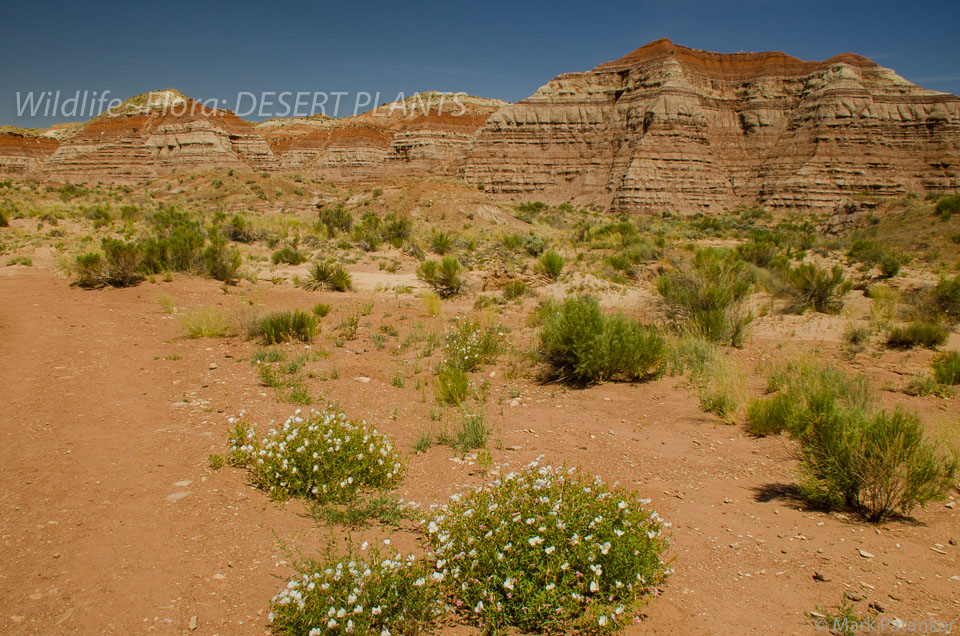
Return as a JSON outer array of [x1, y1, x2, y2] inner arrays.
[[259, 94, 505, 181], [459, 39, 960, 212], [4, 42, 959, 213], [40, 90, 275, 182]]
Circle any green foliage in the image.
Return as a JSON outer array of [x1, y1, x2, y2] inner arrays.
[[776, 263, 852, 314], [667, 336, 744, 423], [139, 208, 205, 274], [736, 239, 779, 268], [271, 245, 307, 265], [202, 233, 241, 282], [73, 237, 143, 288], [442, 318, 505, 372], [269, 541, 443, 635], [226, 214, 253, 242], [318, 204, 353, 235], [179, 306, 233, 338], [538, 249, 564, 280], [539, 296, 665, 384], [312, 494, 414, 527], [523, 232, 545, 257], [746, 357, 958, 521], [429, 230, 453, 255], [417, 257, 463, 298], [228, 407, 404, 503], [0, 207, 8, 227], [932, 350, 960, 385], [452, 412, 490, 453], [905, 374, 955, 398], [934, 194, 960, 220], [256, 310, 318, 344], [425, 461, 671, 633], [435, 366, 470, 406], [304, 261, 352, 292], [502, 280, 528, 301], [312, 302, 332, 318], [932, 274, 960, 321], [657, 248, 754, 345], [847, 239, 901, 278], [886, 321, 949, 349]]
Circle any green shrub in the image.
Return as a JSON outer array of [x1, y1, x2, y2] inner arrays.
[[435, 366, 470, 405], [202, 233, 241, 282], [886, 321, 949, 349], [502, 279, 528, 301], [139, 208, 205, 274], [935, 194, 960, 220], [429, 230, 453, 255], [329, 265, 353, 292], [932, 351, 960, 385], [226, 214, 253, 242], [74, 238, 143, 288], [657, 248, 754, 345], [269, 541, 444, 635], [538, 249, 564, 280], [905, 374, 955, 398], [312, 302, 332, 318], [452, 412, 490, 452], [932, 274, 960, 321], [318, 205, 352, 235], [425, 461, 671, 633], [383, 214, 412, 243], [443, 318, 504, 372], [271, 246, 307, 265], [523, 232, 545, 257], [179, 306, 234, 338], [417, 257, 463, 298], [667, 336, 744, 423], [736, 240, 779, 268], [879, 254, 901, 279], [746, 357, 957, 521], [539, 296, 665, 384], [776, 263, 851, 314], [0, 207, 8, 227], [228, 407, 404, 503], [256, 310, 318, 344], [303, 261, 352, 292]]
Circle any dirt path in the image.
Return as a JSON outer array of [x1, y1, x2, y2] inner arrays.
[[1, 268, 958, 635], [0, 269, 325, 634]]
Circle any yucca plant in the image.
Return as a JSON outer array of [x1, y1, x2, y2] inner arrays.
[[417, 257, 463, 298]]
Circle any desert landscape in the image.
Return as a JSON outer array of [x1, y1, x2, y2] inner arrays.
[[1, 35, 959, 636]]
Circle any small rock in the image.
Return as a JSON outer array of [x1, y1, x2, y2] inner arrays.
[[213, 573, 226, 580], [930, 546, 947, 555], [808, 611, 825, 619], [868, 601, 885, 614], [729, 542, 739, 549], [859, 580, 875, 590], [52, 552, 60, 559], [208, 363, 217, 370], [949, 539, 957, 546], [723, 498, 733, 504], [166, 491, 190, 502], [509, 399, 520, 407], [845, 591, 865, 602], [858, 549, 875, 559], [355, 376, 371, 383], [813, 571, 831, 582], [945, 501, 955, 509], [506, 445, 522, 451], [189, 615, 198, 630], [174, 480, 193, 488], [950, 575, 959, 581], [10, 616, 24, 624]]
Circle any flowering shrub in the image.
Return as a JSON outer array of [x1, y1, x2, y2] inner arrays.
[[425, 461, 671, 633], [443, 317, 505, 372], [269, 542, 444, 635], [228, 407, 404, 503]]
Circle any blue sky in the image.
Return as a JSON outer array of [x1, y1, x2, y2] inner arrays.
[[3, 0, 959, 127]]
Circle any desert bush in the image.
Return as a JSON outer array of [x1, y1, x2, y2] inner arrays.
[[417, 257, 463, 298], [312, 302, 332, 318], [905, 374, 955, 398], [443, 318, 505, 372], [746, 357, 957, 520], [429, 230, 453, 255], [538, 249, 564, 280], [934, 194, 960, 220], [435, 366, 470, 406], [736, 239, 779, 268], [844, 323, 871, 348], [847, 239, 901, 278], [886, 321, 949, 349], [256, 310, 318, 344], [451, 412, 490, 452], [932, 274, 960, 321], [202, 233, 241, 282], [179, 306, 234, 338], [269, 541, 444, 635], [539, 296, 665, 384], [74, 238, 143, 288], [271, 246, 307, 266], [226, 214, 253, 242], [502, 279, 528, 301], [425, 460, 671, 633], [139, 208, 205, 273], [667, 336, 744, 423], [523, 232, 545, 257], [657, 248, 754, 346], [318, 205, 352, 235], [303, 261, 352, 292], [228, 407, 404, 503], [932, 350, 960, 385], [383, 214, 413, 244], [0, 207, 8, 227], [775, 263, 852, 314]]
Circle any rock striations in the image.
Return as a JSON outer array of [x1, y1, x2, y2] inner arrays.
[[4, 41, 959, 213], [460, 39, 960, 212]]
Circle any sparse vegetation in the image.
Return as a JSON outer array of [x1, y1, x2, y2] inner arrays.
[[538, 249, 564, 280], [417, 256, 463, 298], [886, 321, 949, 350], [255, 310, 318, 344], [775, 262, 852, 314]]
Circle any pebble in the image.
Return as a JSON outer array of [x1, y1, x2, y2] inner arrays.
[[946, 501, 955, 509], [355, 376, 371, 383], [166, 491, 190, 502], [208, 363, 217, 370], [858, 549, 875, 559], [509, 399, 520, 407], [845, 591, 865, 602], [189, 615, 198, 630], [813, 571, 831, 582]]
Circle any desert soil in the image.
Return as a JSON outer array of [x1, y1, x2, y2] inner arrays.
[[0, 266, 957, 635]]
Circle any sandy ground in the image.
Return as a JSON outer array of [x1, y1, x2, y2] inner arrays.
[[0, 266, 957, 635]]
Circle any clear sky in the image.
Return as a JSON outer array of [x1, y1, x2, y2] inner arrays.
[[3, 0, 959, 127]]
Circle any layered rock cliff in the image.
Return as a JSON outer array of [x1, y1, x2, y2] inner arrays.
[[459, 39, 960, 212], [3, 41, 958, 214]]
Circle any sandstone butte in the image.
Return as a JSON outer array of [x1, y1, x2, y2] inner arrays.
[[2, 39, 957, 213]]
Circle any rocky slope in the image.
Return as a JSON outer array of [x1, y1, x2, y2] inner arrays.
[[460, 38, 960, 212], [3, 41, 958, 213]]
